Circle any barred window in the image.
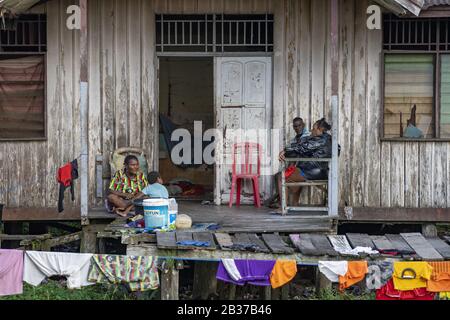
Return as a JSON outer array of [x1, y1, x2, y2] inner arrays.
[[0, 14, 46, 140], [382, 14, 450, 139]]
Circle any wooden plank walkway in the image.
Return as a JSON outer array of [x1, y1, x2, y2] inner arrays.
[[401, 233, 443, 261], [427, 238, 450, 259], [346, 233, 375, 249], [370, 235, 395, 252]]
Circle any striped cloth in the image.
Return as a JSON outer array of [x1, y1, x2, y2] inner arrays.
[[109, 170, 148, 194], [88, 255, 159, 292]]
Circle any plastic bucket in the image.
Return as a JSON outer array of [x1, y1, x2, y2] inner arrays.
[[143, 199, 169, 229], [168, 198, 178, 228]]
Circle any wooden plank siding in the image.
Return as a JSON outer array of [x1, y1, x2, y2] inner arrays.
[[0, 0, 449, 214]]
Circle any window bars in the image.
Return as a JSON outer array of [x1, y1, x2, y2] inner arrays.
[[0, 14, 47, 53], [383, 13, 450, 51], [156, 14, 274, 53]]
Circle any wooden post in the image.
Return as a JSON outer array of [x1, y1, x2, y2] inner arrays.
[[218, 282, 236, 300], [79, 0, 89, 226], [80, 225, 97, 253], [422, 224, 438, 238], [192, 262, 218, 300], [315, 266, 332, 295], [260, 286, 272, 300], [161, 262, 179, 300], [329, 0, 340, 217]]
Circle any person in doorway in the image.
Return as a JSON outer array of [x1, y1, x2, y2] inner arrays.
[[266, 117, 310, 207], [276, 118, 335, 210], [136, 171, 169, 199], [107, 155, 148, 217]]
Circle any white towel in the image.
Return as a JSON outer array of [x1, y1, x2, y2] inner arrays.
[[318, 261, 348, 282], [222, 259, 242, 282], [24, 251, 95, 289]]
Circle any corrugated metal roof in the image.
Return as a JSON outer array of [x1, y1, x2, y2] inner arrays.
[[0, 0, 41, 15], [376, 0, 449, 15], [423, 0, 450, 9]]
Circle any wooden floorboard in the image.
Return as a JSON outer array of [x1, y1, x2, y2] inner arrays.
[[261, 234, 294, 254], [346, 233, 375, 249], [214, 233, 233, 251], [289, 234, 318, 256], [370, 236, 395, 252], [308, 234, 338, 257], [427, 238, 450, 259], [401, 233, 443, 261], [385, 234, 416, 255]]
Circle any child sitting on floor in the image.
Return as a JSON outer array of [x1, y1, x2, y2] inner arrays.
[[137, 171, 169, 199]]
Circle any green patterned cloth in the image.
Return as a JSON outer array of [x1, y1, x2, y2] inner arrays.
[[88, 255, 159, 291]]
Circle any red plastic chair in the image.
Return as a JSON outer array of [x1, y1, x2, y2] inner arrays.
[[229, 143, 262, 208]]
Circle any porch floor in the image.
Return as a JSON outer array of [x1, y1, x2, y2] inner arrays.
[[1, 202, 336, 233], [176, 202, 335, 233]]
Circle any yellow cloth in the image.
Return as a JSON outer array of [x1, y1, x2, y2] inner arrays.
[[339, 261, 368, 292], [270, 260, 298, 289], [439, 292, 450, 300], [393, 262, 433, 291], [427, 262, 450, 293]]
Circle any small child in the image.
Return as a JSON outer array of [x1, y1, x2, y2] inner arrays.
[[141, 171, 169, 199]]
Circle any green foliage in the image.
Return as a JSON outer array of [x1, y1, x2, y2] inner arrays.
[[313, 289, 375, 301], [0, 281, 160, 301]]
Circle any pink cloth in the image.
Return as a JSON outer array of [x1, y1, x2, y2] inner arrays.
[[0, 249, 24, 296]]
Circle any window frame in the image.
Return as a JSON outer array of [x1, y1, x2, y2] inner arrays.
[[0, 52, 47, 142], [381, 15, 450, 142], [0, 13, 47, 142]]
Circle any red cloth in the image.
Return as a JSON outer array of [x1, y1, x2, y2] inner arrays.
[[284, 165, 297, 179], [376, 279, 435, 301], [57, 163, 73, 187]]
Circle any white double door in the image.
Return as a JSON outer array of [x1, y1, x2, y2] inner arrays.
[[214, 56, 273, 205]]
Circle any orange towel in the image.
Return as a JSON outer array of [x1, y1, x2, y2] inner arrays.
[[427, 262, 450, 293], [339, 261, 368, 291], [270, 260, 298, 289]]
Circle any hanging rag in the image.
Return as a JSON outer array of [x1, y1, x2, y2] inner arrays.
[[439, 292, 450, 300], [0, 249, 24, 297], [376, 279, 435, 301], [318, 261, 348, 282], [270, 260, 298, 289], [427, 262, 450, 293], [57, 159, 79, 213], [393, 261, 433, 291], [366, 261, 394, 290], [23, 251, 94, 289], [339, 261, 368, 291], [176, 240, 210, 248], [88, 255, 159, 291], [217, 259, 276, 287]]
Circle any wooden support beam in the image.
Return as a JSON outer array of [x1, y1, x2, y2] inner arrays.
[[260, 286, 272, 300], [315, 266, 332, 294], [81, 225, 100, 253], [192, 262, 218, 300], [218, 282, 236, 300], [79, 0, 89, 226], [161, 262, 179, 300]]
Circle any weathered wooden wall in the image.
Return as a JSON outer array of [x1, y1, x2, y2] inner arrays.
[[0, 0, 80, 210], [1, 0, 449, 211]]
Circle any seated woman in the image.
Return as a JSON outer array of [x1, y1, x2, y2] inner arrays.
[[277, 118, 333, 208], [107, 155, 148, 217]]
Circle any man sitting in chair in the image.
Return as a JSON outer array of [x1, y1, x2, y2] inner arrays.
[[107, 155, 148, 217], [277, 118, 334, 210]]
